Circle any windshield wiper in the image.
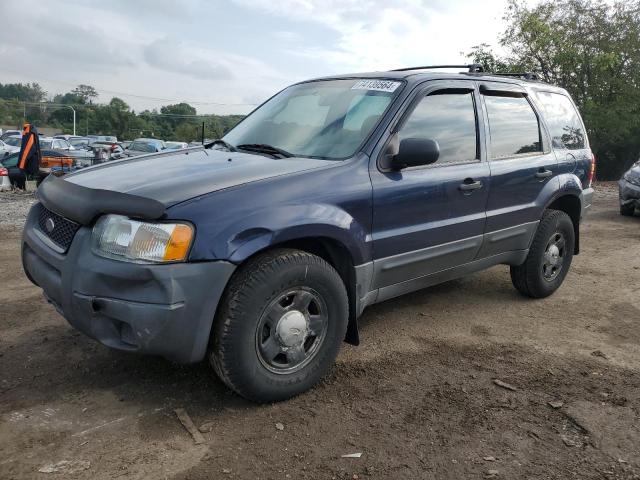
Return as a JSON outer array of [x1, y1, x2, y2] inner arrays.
[[236, 143, 293, 158], [204, 139, 237, 151]]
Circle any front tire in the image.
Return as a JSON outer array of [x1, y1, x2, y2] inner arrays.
[[510, 209, 575, 298], [210, 249, 349, 403]]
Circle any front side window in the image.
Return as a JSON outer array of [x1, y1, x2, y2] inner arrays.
[[484, 95, 542, 158], [224, 79, 401, 159], [536, 91, 585, 150], [398, 91, 478, 165]]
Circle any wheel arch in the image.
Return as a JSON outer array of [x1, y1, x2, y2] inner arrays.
[[232, 235, 361, 346], [545, 193, 582, 254]]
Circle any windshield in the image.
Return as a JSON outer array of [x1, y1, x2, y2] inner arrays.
[[5, 137, 21, 147], [40, 140, 53, 149], [223, 79, 401, 160]]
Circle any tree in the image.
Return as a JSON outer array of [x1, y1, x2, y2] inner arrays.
[[72, 84, 99, 104], [0, 82, 46, 102], [467, 0, 640, 179]]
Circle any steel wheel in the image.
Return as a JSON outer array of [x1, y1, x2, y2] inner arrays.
[[255, 287, 329, 374], [542, 231, 566, 281]]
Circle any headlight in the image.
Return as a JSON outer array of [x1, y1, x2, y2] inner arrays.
[[92, 214, 194, 263]]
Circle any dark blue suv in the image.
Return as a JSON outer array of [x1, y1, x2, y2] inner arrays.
[[22, 65, 594, 402]]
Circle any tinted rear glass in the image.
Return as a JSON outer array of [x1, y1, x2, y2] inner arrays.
[[130, 141, 156, 152], [536, 92, 586, 150], [484, 95, 541, 158]]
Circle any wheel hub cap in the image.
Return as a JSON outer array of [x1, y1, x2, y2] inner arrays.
[[542, 232, 566, 281], [546, 244, 560, 266], [276, 310, 308, 347]]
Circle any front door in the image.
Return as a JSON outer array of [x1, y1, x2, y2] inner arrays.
[[370, 81, 490, 290]]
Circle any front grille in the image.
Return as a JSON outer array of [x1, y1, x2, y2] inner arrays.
[[35, 203, 80, 252]]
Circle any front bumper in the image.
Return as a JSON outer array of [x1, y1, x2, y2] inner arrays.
[[22, 204, 235, 363], [619, 178, 640, 206]]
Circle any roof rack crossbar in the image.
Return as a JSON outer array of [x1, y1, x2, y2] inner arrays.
[[392, 64, 484, 73], [490, 72, 540, 81]]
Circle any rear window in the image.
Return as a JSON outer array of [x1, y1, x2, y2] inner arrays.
[[484, 95, 542, 159], [536, 92, 586, 150], [1, 153, 18, 168], [130, 141, 156, 152]]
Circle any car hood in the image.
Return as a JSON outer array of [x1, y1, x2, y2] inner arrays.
[[63, 148, 336, 205]]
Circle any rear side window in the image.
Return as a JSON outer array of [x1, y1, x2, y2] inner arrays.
[[484, 95, 542, 159], [398, 91, 477, 165], [536, 92, 585, 150]]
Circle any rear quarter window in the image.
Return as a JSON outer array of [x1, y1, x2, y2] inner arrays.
[[536, 91, 586, 150], [484, 95, 542, 159]]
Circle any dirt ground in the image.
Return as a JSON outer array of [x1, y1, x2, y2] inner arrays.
[[1, 183, 639, 480]]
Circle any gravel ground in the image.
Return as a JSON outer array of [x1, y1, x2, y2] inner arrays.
[[1, 182, 639, 480], [0, 189, 37, 230]]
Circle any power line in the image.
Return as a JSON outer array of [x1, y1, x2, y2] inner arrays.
[[1, 75, 259, 106], [6, 101, 243, 117]]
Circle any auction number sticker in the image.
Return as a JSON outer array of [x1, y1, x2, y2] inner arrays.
[[351, 80, 401, 93]]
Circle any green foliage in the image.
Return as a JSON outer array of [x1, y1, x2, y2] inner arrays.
[[0, 82, 46, 102], [71, 84, 99, 104], [467, 0, 640, 179], [0, 82, 245, 144]]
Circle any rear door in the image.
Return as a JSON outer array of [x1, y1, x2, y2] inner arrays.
[[370, 80, 490, 289], [476, 82, 558, 258]]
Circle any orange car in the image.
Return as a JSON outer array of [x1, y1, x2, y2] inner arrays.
[[40, 151, 74, 174]]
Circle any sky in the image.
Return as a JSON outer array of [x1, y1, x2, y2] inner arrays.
[[0, 0, 521, 115]]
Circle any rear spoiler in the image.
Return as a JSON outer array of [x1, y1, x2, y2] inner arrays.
[[37, 174, 165, 226]]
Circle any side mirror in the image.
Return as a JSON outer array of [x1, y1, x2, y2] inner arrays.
[[391, 138, 440, 170]]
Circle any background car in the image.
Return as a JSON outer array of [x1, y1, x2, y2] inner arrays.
[[53, 134, 74, 141], [619, 161, 640, 216], [86, 134, 118, 143], [86, 141, 127, 165], [0, 130, 21, 141], [165, 141, 188, 150], [1, 149, 77, 185], [58, 135, 91, 149], [40, 136, 94, 164], [0, 161, 10, 191], [0, 138, 19, 157], [39, 137, 74, 152], [3, 135, 22, 150], [124, 138, 166, 156]]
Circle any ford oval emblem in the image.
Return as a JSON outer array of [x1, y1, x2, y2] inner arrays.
[[45, 217, 55, 233]]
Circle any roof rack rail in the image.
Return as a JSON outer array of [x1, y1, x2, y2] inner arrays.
[[490, 72, 540, 81], [392, 64, 484, 73]]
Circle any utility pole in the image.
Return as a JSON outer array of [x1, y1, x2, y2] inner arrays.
[[66, 105, 76, 136]]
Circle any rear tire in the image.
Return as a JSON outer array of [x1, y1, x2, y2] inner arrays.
[[620, 203, 635, 216], [510, 209, 575, 298], [209, 248, 349, 403]]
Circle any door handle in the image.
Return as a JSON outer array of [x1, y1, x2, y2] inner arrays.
[[535, 168, 553, 179], [459, 179, 483, 192]]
